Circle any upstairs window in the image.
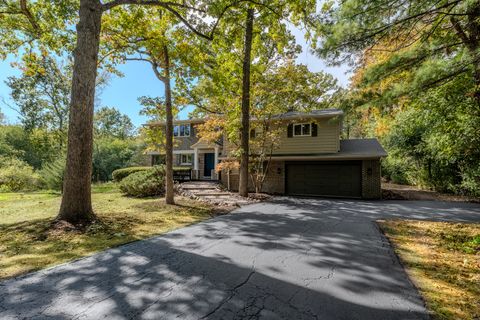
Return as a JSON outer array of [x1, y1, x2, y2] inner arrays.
[[293, 123, 311, 137], [173, 124, 191, 137]]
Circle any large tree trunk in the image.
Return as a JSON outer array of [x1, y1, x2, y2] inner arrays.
[[163, 45, 175, 204], [238, 8, 254, 197], [57, 0, 102, 224]]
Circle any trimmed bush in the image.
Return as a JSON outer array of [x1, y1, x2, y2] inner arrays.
[[112, 166, 150, 182], [119, 166, 165, 197]]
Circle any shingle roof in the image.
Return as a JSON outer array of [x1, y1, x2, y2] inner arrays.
[[339, 139, 388, 158], [270, 109, 344, 120], [146, 109, 344, 126]]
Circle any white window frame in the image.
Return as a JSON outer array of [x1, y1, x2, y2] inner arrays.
[[173, 124, 191, 137], [293, 123, 311, 137], [180, 154, 193, 165]]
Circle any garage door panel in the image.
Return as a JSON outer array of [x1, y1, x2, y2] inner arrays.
[[286, 161, 362, 198]]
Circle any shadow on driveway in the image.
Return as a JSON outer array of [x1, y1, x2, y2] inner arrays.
[[1, 198, 479, 319]]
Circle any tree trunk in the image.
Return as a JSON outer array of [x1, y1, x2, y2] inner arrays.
[[57, 0, 102, 225], [163, 45, 175, 204], [238, 8, 254, 197]]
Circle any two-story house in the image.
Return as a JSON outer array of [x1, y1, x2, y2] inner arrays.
[[147, 109, 387, 199]]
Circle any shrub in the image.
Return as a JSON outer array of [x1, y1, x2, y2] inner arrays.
[[112, 166, 150, 182], [38, 156, 65, 191], [119, 166, 165, 197], [92, 137, 141, 182], [0, 156, 40, 192]]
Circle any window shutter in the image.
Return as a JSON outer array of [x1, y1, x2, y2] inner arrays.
[[190, 124, 193, 136], [311, 123, 318, 137], [287, 124, 293, 138]]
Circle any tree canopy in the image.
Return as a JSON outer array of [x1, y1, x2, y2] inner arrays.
[[316, 0, 480, 104]]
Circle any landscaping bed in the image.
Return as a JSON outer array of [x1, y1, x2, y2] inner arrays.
[[0, 184, 217, 280], [378, 220, 480, 320]]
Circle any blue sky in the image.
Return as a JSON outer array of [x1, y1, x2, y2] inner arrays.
[[0, 27, 350, 128]]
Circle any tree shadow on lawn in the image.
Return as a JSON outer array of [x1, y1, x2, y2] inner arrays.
[[0, 197, 450, 319], [0, 197, 215, 281]]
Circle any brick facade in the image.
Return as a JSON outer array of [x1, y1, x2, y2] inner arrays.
[[361, 159, 381, 199], [220, 161, 285, 194]]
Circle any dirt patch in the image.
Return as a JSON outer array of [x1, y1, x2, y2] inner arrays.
[[382, 182, 480, 203]]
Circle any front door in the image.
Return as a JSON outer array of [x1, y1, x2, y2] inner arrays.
[[203, 153, 214, 177]]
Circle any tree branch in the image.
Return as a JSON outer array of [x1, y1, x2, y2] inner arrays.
[[19, 0, 42, 34]]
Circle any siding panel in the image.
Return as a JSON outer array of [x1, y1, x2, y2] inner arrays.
[[273, 118, 340, 155]]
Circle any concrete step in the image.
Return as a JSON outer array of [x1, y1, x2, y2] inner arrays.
[[181, 185, 218, 190], [193, 192, 230, 196], [198, 195, 233, 199], [181, 183, 218, 190]]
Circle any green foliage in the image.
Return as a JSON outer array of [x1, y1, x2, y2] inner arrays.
[[316, 0, 480, 104], [92, 137, 142, 182], [119, 166, 165, 197], [0, 156, 39, 192], [5, 54, 70, 136], [94, 106, 135, 139], [0, 125, 59, 169], [38, 156, 65, 191], [381, 76, 480, 196], [0, 1, 78, 59], [112, 166, 151, 182]]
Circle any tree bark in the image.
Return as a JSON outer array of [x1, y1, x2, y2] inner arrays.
[[163, 45, 175, 204], [238, 8, 254, 197], [57, 0, 102, 224]]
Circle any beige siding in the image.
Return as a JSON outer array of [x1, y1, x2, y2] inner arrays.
[[220, 116, 342, 158], [273, 117, 340, 155]]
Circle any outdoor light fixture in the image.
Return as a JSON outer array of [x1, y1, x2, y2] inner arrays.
[[277, 167, 282, 175]]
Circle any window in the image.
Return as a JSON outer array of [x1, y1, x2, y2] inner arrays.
[[173, 124, 191, 137], [293, 123, 311, 137], [180, 154, 192, 165], [151, 155, 165, 166]]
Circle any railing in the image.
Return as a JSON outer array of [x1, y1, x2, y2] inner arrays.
[[173, 169, 192, 181]]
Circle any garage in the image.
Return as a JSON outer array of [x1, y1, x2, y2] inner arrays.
[[286, 161, 362, 198]]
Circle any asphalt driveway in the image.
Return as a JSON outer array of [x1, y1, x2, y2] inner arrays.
[[1, 198, 479, 320]]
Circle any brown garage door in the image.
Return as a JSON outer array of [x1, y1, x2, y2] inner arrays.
[[286, 161, 362, 198]]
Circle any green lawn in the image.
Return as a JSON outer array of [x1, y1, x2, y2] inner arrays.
[[378, 220, 480, 320], [0, 184, 215, 280]]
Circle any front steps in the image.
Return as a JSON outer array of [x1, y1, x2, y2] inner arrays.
[[178, 181, 256, 206]]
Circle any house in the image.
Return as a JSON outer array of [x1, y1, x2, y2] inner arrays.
[[147, 109, 387, 199]]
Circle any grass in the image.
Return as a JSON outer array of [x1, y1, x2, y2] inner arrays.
[[378, 220, 480, 320], [0, 184, 216, 280]]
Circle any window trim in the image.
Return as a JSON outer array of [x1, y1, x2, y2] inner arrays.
[[173, 124, 191, 137], [292, 123, 312, 137], [180, 153, 193, 165]]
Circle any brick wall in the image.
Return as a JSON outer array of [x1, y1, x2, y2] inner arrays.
[[361, 159, 381, 199], [220, 161, 285, 194]]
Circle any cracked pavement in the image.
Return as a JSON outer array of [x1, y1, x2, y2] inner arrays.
[[1, 197, 479, 319]]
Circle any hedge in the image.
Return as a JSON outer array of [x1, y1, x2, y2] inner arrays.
[[112, 166, 150, 182], [112, 166, 192, 182]]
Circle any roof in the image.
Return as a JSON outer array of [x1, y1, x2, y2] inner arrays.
[[146, 109, 344, 126], [337, 138, 387, 158], [147, 118, 205, 127], [218, 138, 387, 161], [269, 109, 343, 120]]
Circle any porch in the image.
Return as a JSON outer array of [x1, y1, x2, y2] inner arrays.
[[191, 140, 221, 180]]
